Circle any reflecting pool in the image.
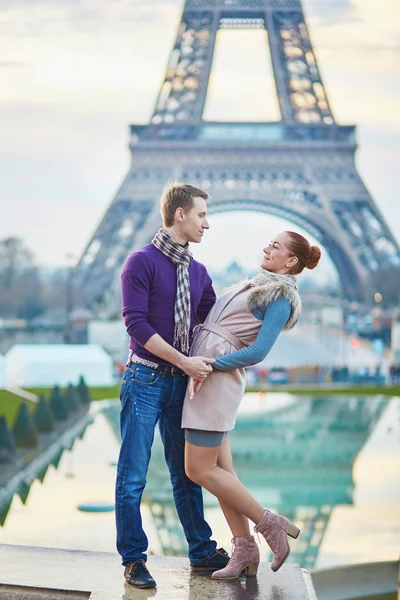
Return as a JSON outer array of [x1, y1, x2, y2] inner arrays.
[[1, 393, 399, 570]]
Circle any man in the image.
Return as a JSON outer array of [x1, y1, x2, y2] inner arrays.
[[116, 182, 229, 588]]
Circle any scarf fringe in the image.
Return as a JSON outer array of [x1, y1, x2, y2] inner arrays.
[[174, 310, 190, 355]]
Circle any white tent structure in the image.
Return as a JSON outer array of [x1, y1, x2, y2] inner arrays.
[[4, 345, 114, 388], [0, 354, 5, 389]]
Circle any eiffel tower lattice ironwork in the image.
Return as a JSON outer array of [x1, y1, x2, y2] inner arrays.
[[76, 0, 400, 313]]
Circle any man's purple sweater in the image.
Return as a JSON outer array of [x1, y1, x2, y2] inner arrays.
[[121, 244, 216, 366]]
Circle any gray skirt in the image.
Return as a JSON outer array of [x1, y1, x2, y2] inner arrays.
[[185, 428, 228, 448]]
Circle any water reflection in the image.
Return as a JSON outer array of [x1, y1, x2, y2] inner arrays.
[[122, 582, 157, 600], [120, 569, 279, 600], [0, 422, 89, 527], [187, 572, 261, 600], [231, 396, 387, 568], [103, 395, 387, 568]]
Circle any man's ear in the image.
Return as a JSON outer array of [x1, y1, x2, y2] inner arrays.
[[175, 207, 185, 222]]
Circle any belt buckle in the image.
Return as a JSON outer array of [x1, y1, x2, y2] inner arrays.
[[171, 366, 182, 377]]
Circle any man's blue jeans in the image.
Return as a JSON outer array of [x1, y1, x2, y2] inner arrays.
[[115, 363, 217, 566]]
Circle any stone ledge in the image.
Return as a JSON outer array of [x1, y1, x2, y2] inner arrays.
[[0, 584, 90, 600], [311, 560, 399, 600], [0, 543, 318, 600]]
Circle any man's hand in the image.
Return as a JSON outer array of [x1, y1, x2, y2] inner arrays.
[[181, 356, 215, 379], [144, 335, 215, 379]]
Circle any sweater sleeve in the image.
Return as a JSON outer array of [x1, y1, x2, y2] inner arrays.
[[213, 298, 291, 371], [196, 271, 216, 324], [121, 252, 157, 346]]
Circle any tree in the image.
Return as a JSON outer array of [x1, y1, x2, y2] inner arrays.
[[0, 236, 84, 321], [0, 236, 45, 318], [50, 386, 69, 421], [0, 237, 35, 289], [15, 268, 45, 319]]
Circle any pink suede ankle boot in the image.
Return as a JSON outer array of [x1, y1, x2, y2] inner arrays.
[[254, 509, 300, 572], [211, 536, 260, 580]]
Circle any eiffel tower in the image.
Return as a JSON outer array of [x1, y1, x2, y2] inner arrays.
[[76, 0, 400, 315]]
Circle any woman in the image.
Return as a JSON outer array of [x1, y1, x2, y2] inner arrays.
[[182, 231, 321, 580]]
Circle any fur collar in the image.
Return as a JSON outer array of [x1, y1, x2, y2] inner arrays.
[[246, 279, 302, 330]]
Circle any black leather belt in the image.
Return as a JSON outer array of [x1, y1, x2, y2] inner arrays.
[[126, 349, 187, 378], [127, 358, 187, 378], [153, 364, 187, 378]]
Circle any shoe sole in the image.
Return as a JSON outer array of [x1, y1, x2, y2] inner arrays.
[[125, 581, 157, 588], [212, 569, 246, 580], [191, 565, 228, 572], [212, 566, 261, 580], [271, 547, 290, 572]]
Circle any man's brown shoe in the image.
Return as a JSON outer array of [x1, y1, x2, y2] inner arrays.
[[190, 547, 230, 572], [124, 560, 156, 588]]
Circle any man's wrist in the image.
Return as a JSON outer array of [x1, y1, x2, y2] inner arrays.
[[175, 354, 188, 371]]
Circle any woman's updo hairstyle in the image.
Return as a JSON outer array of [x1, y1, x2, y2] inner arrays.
[[285, 231, 321, 275]]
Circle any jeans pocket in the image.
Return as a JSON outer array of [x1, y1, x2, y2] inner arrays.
[[132, 366, 161, 386]]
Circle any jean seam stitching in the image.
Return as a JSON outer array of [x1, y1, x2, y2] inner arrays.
[[117, 379, 157, 564], [162, 418, 202, 545]]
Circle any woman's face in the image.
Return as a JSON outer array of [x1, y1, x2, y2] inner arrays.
[[260, 232, 296, 274]]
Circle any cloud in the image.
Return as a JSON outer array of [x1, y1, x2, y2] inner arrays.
[[0, 0, 78, 4], [0, 0, 181, 125], [304, 0, 358, 24], [0, 0, 180, 33], [305, 0, 400, 121], [0, 61, 29, 67], [1, 0, 399, 267]]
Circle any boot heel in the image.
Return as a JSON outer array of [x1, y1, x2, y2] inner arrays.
[[244, 562, 259, 577], [287, 521, 300, 539]]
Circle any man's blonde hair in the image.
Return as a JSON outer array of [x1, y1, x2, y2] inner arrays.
[[160, 182, 210, 227]]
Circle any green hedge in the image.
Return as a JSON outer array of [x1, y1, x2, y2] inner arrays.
[[2, 384, 399, 430], [26, 386, 120, 402], [0, 386, 120, 428], [0, 390, 34, 430]]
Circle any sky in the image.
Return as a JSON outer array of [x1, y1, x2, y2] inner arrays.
[[1, 0, 399, 280]]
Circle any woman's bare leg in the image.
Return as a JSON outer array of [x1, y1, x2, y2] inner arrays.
[[185, 441, 264, 525], [216, 436, 251, 537]]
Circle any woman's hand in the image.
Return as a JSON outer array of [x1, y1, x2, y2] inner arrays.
[[188, 377, 206, 400]]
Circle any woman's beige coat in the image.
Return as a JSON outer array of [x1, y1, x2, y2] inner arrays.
[[181, 281, 266, 433]]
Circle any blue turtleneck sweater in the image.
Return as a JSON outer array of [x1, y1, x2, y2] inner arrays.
[[213, 298, 291, 371]]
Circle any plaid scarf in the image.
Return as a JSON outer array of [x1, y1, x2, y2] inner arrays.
[[152, 228, 193, 354]]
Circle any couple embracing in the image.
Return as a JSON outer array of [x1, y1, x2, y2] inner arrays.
[[115, 182, 321, 588]]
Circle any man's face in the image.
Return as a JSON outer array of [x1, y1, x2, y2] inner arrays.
[[181, 197, 210, 243]]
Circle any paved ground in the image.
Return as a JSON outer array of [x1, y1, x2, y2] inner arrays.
[[0, 544, 317, 600]]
